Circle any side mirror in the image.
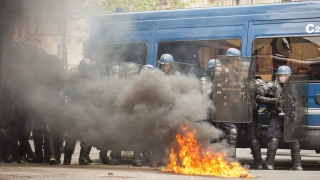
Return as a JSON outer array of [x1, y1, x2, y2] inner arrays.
[[315, 94, 320, 105]]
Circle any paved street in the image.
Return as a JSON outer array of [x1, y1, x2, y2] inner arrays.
[[1, 141, 320, 180]]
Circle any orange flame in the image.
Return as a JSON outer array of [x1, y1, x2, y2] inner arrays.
[[164, 126, 255, 178]]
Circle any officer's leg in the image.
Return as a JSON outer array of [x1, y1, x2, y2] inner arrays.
[[109, 149, 121, 165], [79, 141, 89, 165], [43, 133, 49, 163], [8, 124, 19, 161], [220, 122, 238, 160], [99, 149, 109, 164], [246, 119, 263, 170], [265, 117, 282, 170], [25, 140, 34, 162], [290, 141, 303, 171], [30, 122, 44, 163], [142, 150, 152, 166], [17, 122, 31, 163], [0, 127, 12, 163], [132, 150, 142, 167], [44, 124, 57, 165], [51, 130, 62, 164], [63, 130, 77, 165], [86, 145, 93, 163]]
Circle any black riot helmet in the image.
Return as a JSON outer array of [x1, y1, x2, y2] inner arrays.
[[78, 59, 93, 68], [78, 59, 93, 78]]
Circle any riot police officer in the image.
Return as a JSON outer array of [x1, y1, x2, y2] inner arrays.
[[63, 58, 95, 165], [200, 59, 216, 99], [245, 77, 267, 170], [215, 48, 242, 160], [157, 54, 180, 75], [257, 65, 303, 171], [28, 53, 57, 165], [110, 65, 119, 80]]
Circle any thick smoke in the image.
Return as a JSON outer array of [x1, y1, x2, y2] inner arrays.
[[61, 68, 223, 151], [1, 0, 228, 161]]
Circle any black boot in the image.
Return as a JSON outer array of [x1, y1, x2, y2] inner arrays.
[[266, 138, 279, 170], [78, 141, 89, 165], [63, 135, 77, 165], [132, 151, 142, 167], [290, 141, 303, 171], [142, 150, 152, 166], [250, 139, 263, 170], [226, 128, 237, 160], [99, 150, 109, 164], [109, 150, 121, 165], [63, 147, 73, 165], [86, 146, 93, 163]]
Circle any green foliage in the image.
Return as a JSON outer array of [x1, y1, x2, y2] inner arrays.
[[101, 0, 196, 13]]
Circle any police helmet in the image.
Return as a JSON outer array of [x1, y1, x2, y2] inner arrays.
[[277, 65, 292, 75], [111, 65, 119, 73], [144, 64, 155, 69], [127, 63, 139, 73], [276, 65, 291, 83], [78, 59, 93, 68], [158, 54, 174, 64], [206, 59, 216, 71], [204, 59, 216, 75], [225, 48, 241, 57]]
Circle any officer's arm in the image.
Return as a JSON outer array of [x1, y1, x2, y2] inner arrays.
[[256, 95, 279, 106]]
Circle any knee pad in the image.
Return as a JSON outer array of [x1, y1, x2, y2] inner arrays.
[[226, 128, 238, 146], [268, 138, 279, 150], [290, 141, 300, 151]]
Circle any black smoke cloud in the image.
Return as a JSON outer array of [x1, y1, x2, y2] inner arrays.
[[60, 69, 224, 152], [1, 0, 228, 159]]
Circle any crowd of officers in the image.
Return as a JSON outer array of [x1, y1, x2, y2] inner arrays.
[[0, 48, 303, 170]]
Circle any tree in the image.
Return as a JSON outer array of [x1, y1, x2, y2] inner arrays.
[[101, 0, 196, 13]]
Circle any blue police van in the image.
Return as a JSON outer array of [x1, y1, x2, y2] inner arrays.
[[88, 1, 320, 152]]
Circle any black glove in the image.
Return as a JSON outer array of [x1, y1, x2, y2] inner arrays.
[[276, 99, 285, 111], [268, 98, 278, 105]]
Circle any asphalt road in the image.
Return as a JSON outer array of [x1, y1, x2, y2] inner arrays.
[[0, 141, 320, 180]]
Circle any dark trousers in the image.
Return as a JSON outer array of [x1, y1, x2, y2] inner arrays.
[[267, 116, 284, 139]]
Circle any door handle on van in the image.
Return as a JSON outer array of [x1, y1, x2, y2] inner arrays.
[[316, 94, 320, 105]]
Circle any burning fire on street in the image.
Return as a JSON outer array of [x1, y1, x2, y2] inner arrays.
[[163, 126, 255, 178]]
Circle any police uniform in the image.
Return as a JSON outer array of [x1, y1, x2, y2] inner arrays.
[[257, 65, 303, 171], [63, 59, 95, 165]]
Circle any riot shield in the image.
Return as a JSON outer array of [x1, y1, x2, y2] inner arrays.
[[173, 62, 198, 76], [118, 62, 145, 79], [69, 68, 80, 79], [211, 56, 255, 123], [95, 64, 109, 80], [284, 75, 308, 142]]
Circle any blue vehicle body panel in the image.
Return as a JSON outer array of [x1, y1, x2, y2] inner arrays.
[[88, 1, 320, 150]]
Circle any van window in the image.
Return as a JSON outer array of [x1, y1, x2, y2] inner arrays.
[[253, 36, 320, 82], [95, 42, 147, 67], [157, 39, 241, 77]]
